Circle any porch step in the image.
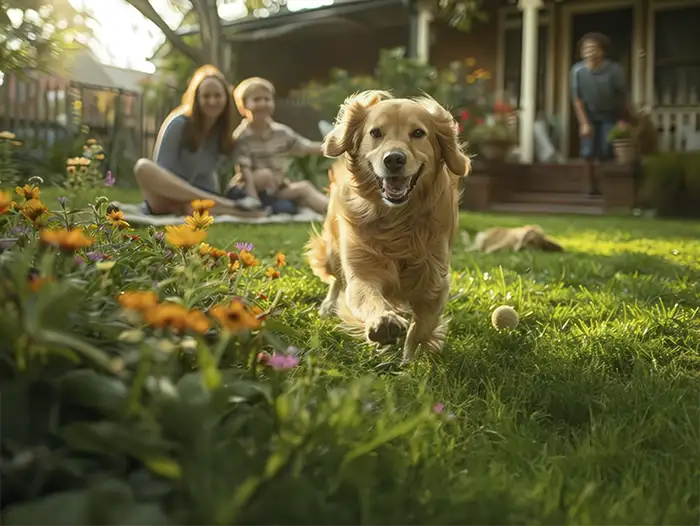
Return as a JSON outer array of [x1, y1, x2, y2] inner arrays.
[[490, 201, 604, 215], [506, 192, 603, 207], [517, 163, 590, 193]]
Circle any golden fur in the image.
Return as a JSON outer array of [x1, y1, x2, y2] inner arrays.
[[305, 90, 470, 363], [462, 225, 563, 254]]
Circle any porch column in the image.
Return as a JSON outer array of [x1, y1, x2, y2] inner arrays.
[[407, 0, 432, 63], [518, 0, 543, 164]]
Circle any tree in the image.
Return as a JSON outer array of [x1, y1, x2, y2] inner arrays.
[[0, 0, 93, 76]]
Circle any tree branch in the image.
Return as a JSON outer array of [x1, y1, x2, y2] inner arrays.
[[124, 0, 206, 65]]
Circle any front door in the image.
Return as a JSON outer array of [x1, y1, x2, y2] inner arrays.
[[568, 7, 633, 158]]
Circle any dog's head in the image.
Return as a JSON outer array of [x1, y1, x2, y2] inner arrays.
[[323, 90, 470, 207], [517, 225, 564, 252]]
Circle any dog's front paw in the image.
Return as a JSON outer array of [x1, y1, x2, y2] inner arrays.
[[318, 298, 336, 318], [366, 312, 407, 345]]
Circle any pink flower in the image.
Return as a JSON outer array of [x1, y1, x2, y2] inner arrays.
[[432, 402, 445, 414], [266, 352, 299, 371], [104, 170, 115, 187]]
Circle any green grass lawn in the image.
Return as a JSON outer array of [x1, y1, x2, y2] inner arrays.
[[43, 187, 700, 523]]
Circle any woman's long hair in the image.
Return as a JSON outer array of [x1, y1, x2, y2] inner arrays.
[[165, 64, 237, 155]]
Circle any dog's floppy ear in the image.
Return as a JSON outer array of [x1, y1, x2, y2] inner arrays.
[[323, 90, 391, 158], [415, 96, 471, 177]]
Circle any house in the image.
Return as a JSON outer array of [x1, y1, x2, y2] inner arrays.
[[166, 0, 699, 159]]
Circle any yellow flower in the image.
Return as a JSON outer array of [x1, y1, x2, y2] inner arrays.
[[210, 301, 261, 332], [15, 184, 40, 201], [265, 267, 280, 279], [40, 227, 94, 251], [239, 249, 259, 267], [95, 153, 105, 160], [482, 71, 491, 80], [466, 57, 476, 67], [0, 131, 16, 140], [118, 290, 159, 311], [106, 208, 130, 229], [11, 140, 22, 147], [0, 191, 11, 215], [184, 210, 214, 230], [86, 139, 97, 145], [191, 199, 215, 213], [22, 199, 48, 224], [229, 260, 240, 272], [466, 75, 476, 84], [275, 252, 286, 267], [165, 225, 207, 248]]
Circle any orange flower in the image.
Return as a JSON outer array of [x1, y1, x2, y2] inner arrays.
[[191, 199, 215, 213], [184, 309, 210, 334], [22, 199, 48, 223], [143, 303, 189, 331], [106, 208, 130, 229], [15, 184, 40, 201], [265, 267, 280, 279], [275, 252, 286, 267], [249, 305, 267, 321], [40, 227, 94, 251], [29, 275, 54, 292], [118, 290, 159, 311], [0, 191, 11, 215], [165, 224, 207, 248], [184, 210, 214, 230], [229, 260, 240, 272], [210, 301, 261, 332], [239, 249, 259, 267]]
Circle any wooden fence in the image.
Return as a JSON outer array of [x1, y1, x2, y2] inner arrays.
[[0, 73, 326, 181]]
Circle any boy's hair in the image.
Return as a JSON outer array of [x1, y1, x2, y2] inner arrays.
[[233, 77, 276, 117], [578, 32, 610, 57]]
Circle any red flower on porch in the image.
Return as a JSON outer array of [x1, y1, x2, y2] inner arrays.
[[493, 101, 514, 114], [459, 109, 470, 121]]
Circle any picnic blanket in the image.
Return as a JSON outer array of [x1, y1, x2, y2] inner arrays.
[[116, 202, 325, 226]]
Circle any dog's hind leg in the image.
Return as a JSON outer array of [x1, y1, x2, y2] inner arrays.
[[319, 276, 342, 318], [402, 283, 450, 364]]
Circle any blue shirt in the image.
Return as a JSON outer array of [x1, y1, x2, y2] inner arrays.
[[570, 59, 626, 121], [152, 112, 226, 193]]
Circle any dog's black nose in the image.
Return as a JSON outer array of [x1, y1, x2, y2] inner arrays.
[[383, 151, 406, 172]]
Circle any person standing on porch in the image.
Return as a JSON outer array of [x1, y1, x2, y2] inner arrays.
[[570, 32, 628, 195]]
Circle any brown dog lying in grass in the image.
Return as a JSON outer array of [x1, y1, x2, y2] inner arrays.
[[305, 90, 470, 363], [462, 225, 563, 254]]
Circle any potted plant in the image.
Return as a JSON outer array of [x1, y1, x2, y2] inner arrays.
[[469, 118, 517, 162], [607, 121, 636, 164]]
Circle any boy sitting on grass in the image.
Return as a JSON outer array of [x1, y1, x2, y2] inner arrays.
[[227, 77, 329, 215]]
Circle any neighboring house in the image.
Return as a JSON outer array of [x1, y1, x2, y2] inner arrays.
[[165, 0, 699, 160], [0, 48, 154, 132]]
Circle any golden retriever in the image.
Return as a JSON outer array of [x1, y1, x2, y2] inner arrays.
[[462, 225, 563, 253], [305, 90, 470, 363]]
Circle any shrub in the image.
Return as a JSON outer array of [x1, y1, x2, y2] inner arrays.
[[607, 120, 634, 142], [640, 152, 688, 216], [0, 183, 447, 524]]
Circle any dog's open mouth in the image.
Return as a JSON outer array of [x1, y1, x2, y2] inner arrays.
[[376, 165, 424, 206]]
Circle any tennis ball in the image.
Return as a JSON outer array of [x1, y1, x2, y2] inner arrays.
[[491, 305, 519, 330]]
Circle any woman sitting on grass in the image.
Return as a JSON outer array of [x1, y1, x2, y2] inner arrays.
[[133, 64, 263, 217]]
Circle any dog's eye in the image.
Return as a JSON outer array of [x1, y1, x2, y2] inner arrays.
[[411, 128, 426, 138], [369, 128, 383, 139]]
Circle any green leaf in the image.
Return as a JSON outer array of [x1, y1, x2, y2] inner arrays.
[[3, 489, 89, 525], [58, 369, 128, 419], [262, 320, 301, 339], [58, 421, 171, 460]]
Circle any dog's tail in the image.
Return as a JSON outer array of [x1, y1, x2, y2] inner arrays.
[[304, 224, 335, 284]]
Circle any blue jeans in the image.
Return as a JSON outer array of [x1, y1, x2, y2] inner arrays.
[[580, 119, 616, 160]]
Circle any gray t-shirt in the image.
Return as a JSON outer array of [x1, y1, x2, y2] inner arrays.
[[570, 59, 626, 121], [152, 112, 225, 193]]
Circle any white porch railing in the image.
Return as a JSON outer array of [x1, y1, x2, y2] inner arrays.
[[651, 106, 700, 152]]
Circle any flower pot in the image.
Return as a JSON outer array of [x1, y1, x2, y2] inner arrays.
[[479, 139, 513, 162], [613, 138, 636, 165]]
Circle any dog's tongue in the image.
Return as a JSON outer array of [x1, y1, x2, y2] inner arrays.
[[382, 177, 410, 199]]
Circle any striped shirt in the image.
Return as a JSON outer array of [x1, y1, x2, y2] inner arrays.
[[233, 120, 312, 174]]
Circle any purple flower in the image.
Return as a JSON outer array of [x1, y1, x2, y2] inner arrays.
[[87, 251, 108, 262], [74, 256, 86, 266], [57, 196, 68, 206], [432, 403, 445, 414], [267, 352, 299, 371], [104, 170, 115, 187], [235, 242, 254, 252], [153, 231, 164, 243]]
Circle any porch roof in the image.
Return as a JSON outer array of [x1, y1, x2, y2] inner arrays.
[[177, 0, 406, 42]]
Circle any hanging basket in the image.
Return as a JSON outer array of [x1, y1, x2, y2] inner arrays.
[[613, 138, 637, 165], [479, 139, 513, 162]]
